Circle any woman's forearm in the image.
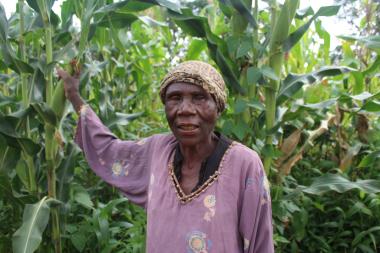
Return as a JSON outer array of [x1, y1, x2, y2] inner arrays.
[[68, 92, 85, 114]]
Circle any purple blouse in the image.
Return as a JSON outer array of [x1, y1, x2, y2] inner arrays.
[[75, 105, 274, 253]]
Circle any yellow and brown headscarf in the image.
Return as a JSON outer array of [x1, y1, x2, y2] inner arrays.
[[159, 61, 227, 112]]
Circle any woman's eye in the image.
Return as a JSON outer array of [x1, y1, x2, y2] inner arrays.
[[167, 95, 181, 101], [194, 95, 205, 100]]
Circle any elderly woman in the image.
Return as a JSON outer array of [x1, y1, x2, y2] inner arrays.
[[58, 61, 274, 253]]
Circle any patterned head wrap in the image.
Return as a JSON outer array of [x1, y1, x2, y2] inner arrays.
[[159, 61, 227, 112]]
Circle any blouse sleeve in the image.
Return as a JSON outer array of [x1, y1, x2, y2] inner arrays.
[[239, 157, 274, 253], [74, 105, 155, 208]]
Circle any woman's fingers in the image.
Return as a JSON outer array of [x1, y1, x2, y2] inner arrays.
[[56, 68, 70, 80]]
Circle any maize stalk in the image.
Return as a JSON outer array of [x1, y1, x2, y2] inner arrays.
[[36, 0, 62, 252], [263, 0, 299, 174], [18, 0, 37, 194], [230, 0, 253, 142]]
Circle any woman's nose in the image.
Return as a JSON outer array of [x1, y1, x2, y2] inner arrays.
[[178, 97, 196, 114]]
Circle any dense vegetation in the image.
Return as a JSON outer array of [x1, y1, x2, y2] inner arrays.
[[0, 0, 379, 252]]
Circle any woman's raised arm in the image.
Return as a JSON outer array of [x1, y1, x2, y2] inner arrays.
[[56, 68, 156, 208], [56, 68, 85, 114]]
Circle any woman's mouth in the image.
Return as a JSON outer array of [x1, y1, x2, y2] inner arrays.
[[177, 124, 199, 135], [178, 125, 198, 131]]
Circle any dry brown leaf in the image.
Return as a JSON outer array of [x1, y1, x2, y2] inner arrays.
[[281, 152, 303, 175], [339, 144, 362, 172], [356, 113, 369, 143], [54, 130, 64, 149], [275, 129, 302, 168]]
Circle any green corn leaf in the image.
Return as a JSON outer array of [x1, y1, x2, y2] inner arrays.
[[277, 66, 354, 105], [295, 6, 314, 19], [12, 196, 50, 253], [155, 0, 181, 13], [0, 136, 20, 171], [222, 0, 258, 29], [95, 0, 135, 14], [105, 112, 144, 128], [31, 102, 58, 126], [53, 40, 76, 62], [358, 150, 380, 168], [1, 43, 34, 74], [346, 201, 373, 218], [338, 35, 380, 52], [363, 55, 380, 76], [300, 174, 380, 195], [0, 115, 41, 156], [97, 12, 138, 28], [361, 100, 380, 112], [352, 226, 380, 247], [301, 91, 378, 110], [95, 0, 180, 14], [283, 5, 340, 52], [270, 1, 290, 49], [168, 8, 243, 93], [0, 3, 8, 43], [26, 0, 55, 15], [302, 98, 337, 109], [0, 171, 15, 200], [78, 0, 97, 56], [236, 38, 252, 58], [71, 231, 87, 252], [138, 16, 167, 27], [247, 66, 262, 84], [261, 66, 280, 81], [218, 0, 234, 18], [72, 184, 93, 209], [186, 39, 207, 60], [0, 92, 15, 107], [57, 143, 79, 202], [16, 160, 32, 190]]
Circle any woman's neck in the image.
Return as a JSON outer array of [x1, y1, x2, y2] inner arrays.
[[179, 133, 218, 169]]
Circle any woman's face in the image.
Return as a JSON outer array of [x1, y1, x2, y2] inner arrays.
[[164, 82, 219, 147]]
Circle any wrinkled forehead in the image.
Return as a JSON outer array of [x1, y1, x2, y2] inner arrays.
[[164, 81, 209, 95]]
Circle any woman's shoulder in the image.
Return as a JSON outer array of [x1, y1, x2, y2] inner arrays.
[[225, 141, 264, 177], [228, 141, 261, 163]]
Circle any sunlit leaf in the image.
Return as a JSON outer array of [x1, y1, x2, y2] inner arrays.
[[12, 196, 50, 253], [361, 100, 380, 112], [295, 6, 314, 19], [338, 35, 380, 52], [105, 112, 144, 128], [155, 0, 181, 13], [138, 16, 167, 27], [277, 66, 354, 105], [186, 39, 207, 60], [283, 5, 340, 51], [301, 174, 380, 195]]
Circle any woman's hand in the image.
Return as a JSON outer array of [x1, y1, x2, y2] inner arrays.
[[56, 68, 84, 114]]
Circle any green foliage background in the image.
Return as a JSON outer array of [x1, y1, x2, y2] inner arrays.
[[0, 0, 379, 252]]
